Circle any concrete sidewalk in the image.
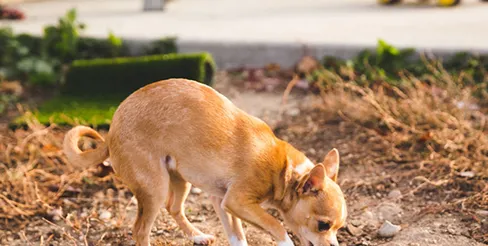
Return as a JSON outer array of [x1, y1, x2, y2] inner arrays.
[[1, 0, 488, 68]]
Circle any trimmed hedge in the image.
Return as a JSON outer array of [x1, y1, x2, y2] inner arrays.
[[62, 52, 216, 96]]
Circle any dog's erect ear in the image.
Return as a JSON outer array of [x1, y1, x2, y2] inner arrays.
[[298, 164, 325, 196], [322, 148, 340, 182]]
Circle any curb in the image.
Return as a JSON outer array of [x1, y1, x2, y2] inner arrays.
[[124, 38, 488, 69]]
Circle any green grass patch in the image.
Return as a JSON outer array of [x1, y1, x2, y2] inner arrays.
[[12, 96, 124, 129]]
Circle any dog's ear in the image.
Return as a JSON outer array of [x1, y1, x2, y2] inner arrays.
[[322, 148, 340, 182], [297, 164, 325, 196]]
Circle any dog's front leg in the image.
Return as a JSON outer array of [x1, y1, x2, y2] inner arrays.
[[211, 196, 247, 246], [221, 192, 294, 246]]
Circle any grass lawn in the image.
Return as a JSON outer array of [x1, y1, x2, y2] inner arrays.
[[13, 95, 124, 128]]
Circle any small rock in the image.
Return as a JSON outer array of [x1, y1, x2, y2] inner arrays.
[[461, 230, 471, 237], [475, 210, 488, 217], [99, 210, 112, 221], [191, 215, 205, 222], [388, 189, 402, 199], [350, 219, 362, 227], [378, 220, 401, 238], [346, 224, 362, 236], [191, 187, 202, 195], [48, 207, 63, 221], [447, 225, 459, 235], [362, 211, 374, 220], [286, 108, 300, 117], [459, 171, 475, 178], [308, 148, 316, 155]]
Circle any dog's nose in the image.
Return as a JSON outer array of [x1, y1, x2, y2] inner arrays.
[[329, 243, 339, 246]]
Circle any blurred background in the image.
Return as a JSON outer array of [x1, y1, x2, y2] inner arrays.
[[0, 0, 487, 246]]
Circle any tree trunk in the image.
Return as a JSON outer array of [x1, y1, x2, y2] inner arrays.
[[143, 0, 165, 11]]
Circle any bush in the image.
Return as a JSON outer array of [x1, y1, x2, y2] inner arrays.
[[16, 34, 42, 56], [145, 37, 178, 55], [62, 52, 216, 97], [318, 39, 488, 87], [76, 34, 129, 60]]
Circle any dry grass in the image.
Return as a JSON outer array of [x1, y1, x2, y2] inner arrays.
[[0, 115, 135, 244], [305, 58, 488, 210]]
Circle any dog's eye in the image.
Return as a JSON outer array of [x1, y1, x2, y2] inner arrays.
[[318, 221, 330, 232]]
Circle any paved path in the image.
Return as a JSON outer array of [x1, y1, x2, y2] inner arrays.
[[2, 0, 488, 67]]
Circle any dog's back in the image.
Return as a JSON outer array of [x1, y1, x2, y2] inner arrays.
[[107, 79, 283, 197]]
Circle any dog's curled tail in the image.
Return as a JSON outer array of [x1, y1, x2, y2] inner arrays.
[[63, 126, 109, 168]]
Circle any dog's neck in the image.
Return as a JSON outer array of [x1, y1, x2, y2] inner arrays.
[[272, 172, 304, 212], [264, 140, 313, 212]]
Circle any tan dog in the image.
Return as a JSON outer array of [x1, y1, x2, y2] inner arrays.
[[63, 78, 347, 246]]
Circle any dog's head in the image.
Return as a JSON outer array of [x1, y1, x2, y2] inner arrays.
[[283, 149, 347, 246]]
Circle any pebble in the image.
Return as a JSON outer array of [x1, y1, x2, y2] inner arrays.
[[459, 171, 475, 178], [378, 220, 401, 238], [350, 219, 362, 227], [191, 215, 205, 222], [476, 210, 488, 217], [362, 211, 374, 220], [191, 187, 202, 195], [446, 225, 459, 235], [388, 189, 402, 199], [308, 148, 316, 155], [99, 210, 112, 221], [286, 108, 300, 117], [48, 207, 63, 221], [346, 224, 362, 236]]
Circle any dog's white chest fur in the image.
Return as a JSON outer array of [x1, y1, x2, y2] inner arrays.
[[294, 158, 314, 175]]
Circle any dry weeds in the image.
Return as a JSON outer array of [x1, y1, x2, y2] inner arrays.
[[287, 58, 488, 241], [0, 114, 135, 244]]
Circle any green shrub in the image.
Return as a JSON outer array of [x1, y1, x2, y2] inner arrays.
[[16, 34, 42, 56], [145, 37, 178, 55], [41, 8, 85, 63], [76, 34, 129, 60], [62, 52, 216, 96]]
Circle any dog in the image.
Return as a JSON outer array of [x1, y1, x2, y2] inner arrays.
[[63, 78, 347, 246]]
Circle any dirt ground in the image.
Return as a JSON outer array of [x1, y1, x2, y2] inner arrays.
[[0, 73, 486, 246]]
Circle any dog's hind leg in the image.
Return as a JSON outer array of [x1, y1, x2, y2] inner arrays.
[[133, 190, 165, 246], [167, 175, 215, 245], [111, 154, 170, 246]]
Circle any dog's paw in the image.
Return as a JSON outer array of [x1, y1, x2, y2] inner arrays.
[[192, 234, 216, 245]]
